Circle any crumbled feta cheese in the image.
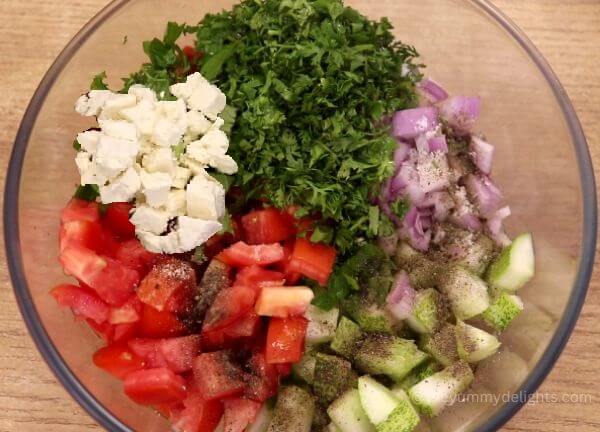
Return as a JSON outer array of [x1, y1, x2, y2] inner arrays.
[[130, 205, 169, 235], [140, 170, 172, 208], [209, 117, 225, 132], [75, 90, 112, 116], [212, 154, 238, 175], [181, 156, 208, 176], [187, 130, 229, 163], [188, 82, 227, 118], [186, 175, 225, 221], [169, 72, 207, 100], [99, 167, 140, 203], [121, 100, 158, 136], [98, 119, 138, 141], [163, 190, 187, 217], [187, 110, 212, 136], [99, 94, 137, 120], [95, 135, 139, 177], [137, 230, 180, 254], [177, 216, 222, 251], [128, 84, 158, 104], [77, 130, 102, 154], [172, 166, 192, 189], [75, 152, 92, 176], [142, 147, 176, 176], [151, 100, 188, 147]]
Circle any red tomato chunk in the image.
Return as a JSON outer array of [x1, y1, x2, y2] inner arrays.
[[124, 368, 187, 405], [139, 304, 187, 338], [288, 238, 337, 286], [216, 242, 284, 267], [241, 207, 295, 244], [202, 285, 256, 332], [193, 352, 247, 401], [93, 344, 145, 380], [172, 389, 224, 432], [104, 202, 136, 239], [51, 284, 109, 324], [137, 258, 196, 312], [265, 317, 308, 364]]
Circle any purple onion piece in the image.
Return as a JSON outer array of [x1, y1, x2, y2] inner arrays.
[[394, 141, 412, 167], [419, 78, 449, 104], [386, 271, 417, 320], [392, 107, 439, 140], [428, 135, 448, 153], [470, 136, 495, 175], [439, 96, 481, 132], [464, 174, 502, 218]]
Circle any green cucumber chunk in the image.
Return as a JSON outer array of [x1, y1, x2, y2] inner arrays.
[[482, 293, 524, 331], [305, 305, 340, 345], [455, 321, 501, 363], [487, 233, 535, 292], [437, 267, 490, 320], [331, 316, 364, 359], [408, 361, 474, 417], [406, 288, 449, 334], [355, 334, 429, 382], [292, 350, 317, 385], [328, 388, 375, 432], [267, 386, 315, 432], [343, 297, 395, 334], [420, 324, 459, 367], [247, 402, 273, 432], [313, 353, 353, 403]]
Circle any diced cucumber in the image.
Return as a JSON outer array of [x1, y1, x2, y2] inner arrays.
[[314, 353, 353, 403], [420, 325, 459, 367], [442, 230, 496, 276], [343, 297, 395, 334], [455, 321, 501, 363], [437, 267, 490, 320], [408, 361, 474, 417], [358, 376, 401, 425], [355, 334, 429, 382], [331, 317, 364, 359], [292, 350, 317, 385], [305, 305, 340, 345], [358, 377, 420, 432], [487, 233, 535, 292], [247, 403, 273, 432], [326, 423, 343, 432], [395, 360, 442, 391], [395, 243, 441, 289], [328, 389, 375, 432], [406, 288, 449, 334], [267, 386, 315, 432], [482, 292, 524, 331]]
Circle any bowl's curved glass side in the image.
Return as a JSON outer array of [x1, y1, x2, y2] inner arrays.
[[5, 0, 596, 431]]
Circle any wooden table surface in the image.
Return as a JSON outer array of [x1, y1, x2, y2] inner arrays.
[[0, 1, 599, 431]]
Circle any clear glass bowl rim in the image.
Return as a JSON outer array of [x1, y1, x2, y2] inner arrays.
[[3, 0, 597, 431]]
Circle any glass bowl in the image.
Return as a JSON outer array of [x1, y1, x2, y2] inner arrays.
[[4, 0, 596, 431]]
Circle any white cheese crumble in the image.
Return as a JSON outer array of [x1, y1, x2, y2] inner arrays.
[[73, 72, 237, 253]]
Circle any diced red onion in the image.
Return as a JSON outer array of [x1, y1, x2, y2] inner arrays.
[[403, 206, 432, 251], [415, 134, 430, 154], [422, 191, 454, 221], [470, 136, 495, 175], [465, 174, 502, 218], [428, 135, 448, 153], [451, 211, 482, 232], [439, 96, 481, 132], [487, 206, 511, 235], [392, 107, 439, 140], [386, 271, 417, 320], [394, 141, 412, 167], [419, 78, 449, 103]]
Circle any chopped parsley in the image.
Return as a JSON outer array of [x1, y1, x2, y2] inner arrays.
[[73, 184, 100, 201], [90, 72, 109, 90]]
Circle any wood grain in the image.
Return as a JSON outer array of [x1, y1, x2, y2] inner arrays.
[[0, 0, 598, 431]]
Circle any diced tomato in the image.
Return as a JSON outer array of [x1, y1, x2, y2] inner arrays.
[[223, 313, 261, 339], [275, 363, 293, 377], [61, 199, 100, 224], [128, 338, 167, 368], [93, 344, 145, 380], [109, 296, 142, 325], [86, 318, 114, 343], [244, 352, 279, 402], [216, 242, 285, 267], [51, 284, 109, 324], [202, 286, 257, 332], [241, 208, 296, 245], [154, 402, 181, 420], [60, 246, 140, 306], [59, 220, 104, 253], [115, 239, 159, 275], [139, 305, 187, 338], [124, 368, 187, 405], [223, 398, 262, 432], [160, 335, 202, 373], [172, 389, 223, 432], [104, 202, 135, 239], [137, 258, 196, 312], [201, 329, 227, 350], [265, 317, 308, 364], [100, 227, 121, 257], [288, 238, 336, 286], [113, 322, 139, 343], [193, 352, 247, 400], [276, 240, 302, 285], [234, 266, 286, 292]]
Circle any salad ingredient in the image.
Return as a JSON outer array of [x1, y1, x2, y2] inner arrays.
[[74, 73, 237, 254], [392, 107, 439, 140], [265, 316, 308, 364], [92, 345, 145, 380], [438, 96, 481, 132], [136, 258, 196, 311], [418, 78, 448, 104], [330, 317, 363, 360], [487, 233, 535, 292], [355, 334, 428, 382], [193, 351, 246, 400], [421, 324, 459, 367], [222, 398, 262, 432], [437, 267, 490, 320], [407, 361, 474, 417], [51, 284, 110, 324], [328, 389, 374, 432], [313, 353, 354, 403], [470, 136, 494, 175], [123, 367, 187, 405], [288, 238, 337, 286], [191, 0, 420, 254], [304, 305, 340, 345], [139, 305, 186, 338], [246, 403, 274, 432], [241, 208, 296, 245], [291, 350, 317, 385], [455, 321, 501, 363], [482, 292, 524, 331], [404, 288, 449, 334], [255, 286, 314, 318], [385, 271, 416, 321], [216, 241, 285, 267], [394, 361, 442, 392], [267, 386, 315, 432], [172, 391, 225, 432], [202, 285, 256, 331]]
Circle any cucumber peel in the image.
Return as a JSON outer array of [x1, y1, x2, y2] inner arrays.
[[487, 233, 535, 292]]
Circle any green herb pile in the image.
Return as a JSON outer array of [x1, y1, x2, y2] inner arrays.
[[118, 0, 420, 255]]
